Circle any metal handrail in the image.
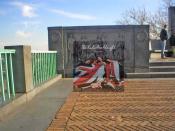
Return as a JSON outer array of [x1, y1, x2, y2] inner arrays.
[[31, 51, 57, 86]]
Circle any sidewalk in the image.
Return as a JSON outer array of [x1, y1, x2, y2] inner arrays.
[[0, 79, 73, 131], [150, 53, 175, 62]]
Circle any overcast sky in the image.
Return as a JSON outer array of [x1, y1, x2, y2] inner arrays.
[[0, 0, 165, 49]]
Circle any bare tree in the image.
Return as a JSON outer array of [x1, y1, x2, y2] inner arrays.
[[148, 9, 167, 39], [117, 0, 175, 39], [118, 7, 149, 25], [162, 0, 175, 9]]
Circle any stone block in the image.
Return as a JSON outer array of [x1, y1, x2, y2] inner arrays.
[[4, 45, 33, 93]]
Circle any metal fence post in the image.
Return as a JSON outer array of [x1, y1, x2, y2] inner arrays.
[[0, 49, 15, 104], [0, 53, 5, 101]]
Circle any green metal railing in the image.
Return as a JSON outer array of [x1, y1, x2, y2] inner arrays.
[[0, 49, 15, 104], [32, 51, 57, 87]]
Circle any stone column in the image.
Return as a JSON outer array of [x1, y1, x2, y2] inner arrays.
[[4, 45, 33, 93], [134, 26, 150, 73], [168, 6, 175, 35]]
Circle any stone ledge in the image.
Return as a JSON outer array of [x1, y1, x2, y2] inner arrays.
[[0, 74, 62, 121]]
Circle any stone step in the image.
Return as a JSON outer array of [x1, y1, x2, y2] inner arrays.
[[126, 72, 175, 78], [126, 78, 175, 82], [149, 61, 175, 66], [149, 66, 175, 72]]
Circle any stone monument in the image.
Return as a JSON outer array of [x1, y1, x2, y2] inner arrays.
[[48, 25, 149, 77], [169, 6, 175, 35]]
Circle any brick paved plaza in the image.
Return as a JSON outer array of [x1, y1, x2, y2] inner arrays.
[[48, 79, 175, 131]]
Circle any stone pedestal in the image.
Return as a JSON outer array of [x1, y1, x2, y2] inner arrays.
[[5, 45, 33, 93]]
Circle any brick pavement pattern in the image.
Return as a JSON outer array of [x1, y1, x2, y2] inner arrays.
[[47, 79, 175, 131]]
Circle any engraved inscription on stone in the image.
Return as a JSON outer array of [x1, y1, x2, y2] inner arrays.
[[51, 31, 61, 42], [136, 31, 148, 41]]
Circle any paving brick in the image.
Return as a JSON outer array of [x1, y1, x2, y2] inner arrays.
[[47, 79, 175, 131]]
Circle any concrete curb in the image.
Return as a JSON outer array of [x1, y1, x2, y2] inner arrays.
[[0, 74, 62, 121]]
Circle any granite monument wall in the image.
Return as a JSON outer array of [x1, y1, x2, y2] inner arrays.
[[48, 25, 149, 77]]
